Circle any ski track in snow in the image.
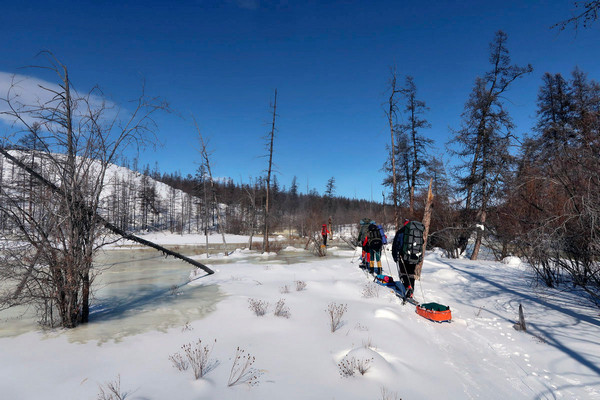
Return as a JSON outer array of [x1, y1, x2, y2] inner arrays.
[[427, 252, 600, 400]]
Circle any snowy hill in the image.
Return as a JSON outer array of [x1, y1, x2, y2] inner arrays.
[[0, 149, 208, 235], [1, 241, 598, 399]]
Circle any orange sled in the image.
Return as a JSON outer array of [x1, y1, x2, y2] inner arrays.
[[416, 302, 452, 323]]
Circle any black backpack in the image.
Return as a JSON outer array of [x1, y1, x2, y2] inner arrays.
[[401, 221, 425, 264], [356, 218, 373, 246], [367, 224, 383, 251]]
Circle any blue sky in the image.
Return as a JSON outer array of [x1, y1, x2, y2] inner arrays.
[[1, 1, 599, 200]]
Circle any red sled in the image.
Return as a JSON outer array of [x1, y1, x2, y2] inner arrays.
[[416, 302, 452, 323]]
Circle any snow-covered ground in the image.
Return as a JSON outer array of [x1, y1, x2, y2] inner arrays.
[[1, 234, 599, 399]]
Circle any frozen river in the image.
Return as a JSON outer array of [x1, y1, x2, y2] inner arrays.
[[0, 241, 348, 342], [0, 247, 224, 342]]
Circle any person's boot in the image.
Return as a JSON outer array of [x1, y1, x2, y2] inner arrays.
[[369, 261, 375, 274], [376, 261, 382, 275], [406, 285, 413, 298]]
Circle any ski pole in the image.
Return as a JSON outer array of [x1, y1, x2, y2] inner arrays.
[[383, 245, 393, 275], [350, 246, 358, 263]]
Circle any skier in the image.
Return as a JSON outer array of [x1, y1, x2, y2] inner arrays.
[[321, 224, 330, 246], [392, 219, 417, 298], [356, 218, 373, 268], [363, 223, 383, 274]]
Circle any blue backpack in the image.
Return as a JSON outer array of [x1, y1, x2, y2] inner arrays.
[[377, 224, 388, 245]]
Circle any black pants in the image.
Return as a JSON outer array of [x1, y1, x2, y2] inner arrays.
[[398, 260, 416, 289], [322, 235, 327, 246]]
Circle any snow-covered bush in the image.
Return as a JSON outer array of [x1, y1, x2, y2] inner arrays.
[[295, 280, 307, 291], [280, 285, 290, 294], [248, 298, 269, 316]]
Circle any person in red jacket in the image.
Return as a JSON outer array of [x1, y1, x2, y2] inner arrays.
[[321, 224, 330, 246]]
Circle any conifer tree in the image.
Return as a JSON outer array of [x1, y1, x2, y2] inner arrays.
[[449, 31, 532, 260]]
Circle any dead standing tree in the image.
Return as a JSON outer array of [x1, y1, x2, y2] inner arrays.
[[263, 89, 277, 253], [0, 54, 213, 328], [194, 118, 228, 255], [385, 68, 402, 230]]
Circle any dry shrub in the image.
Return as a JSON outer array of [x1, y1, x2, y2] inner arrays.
[[97, 374, 128, 400], [169, 339, 218, 379], [338, 356, 373, 377], [228, 347, 262, 387], [268, 241, 285, 253], [361, 282, 380, 298], [380, 387, 402, 400], [274, 299, 290, 318], [326, 302, 347, 332], [248, 298, 269, 316]]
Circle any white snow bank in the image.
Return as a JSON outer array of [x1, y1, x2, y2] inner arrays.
[[502, 256, 522, 266]]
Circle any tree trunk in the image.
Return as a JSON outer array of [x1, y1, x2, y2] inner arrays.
[[415, 179, 433, 279], [388, 77, 399, 230], [470, 209, 487, 260], [263, 89, 277, 253]]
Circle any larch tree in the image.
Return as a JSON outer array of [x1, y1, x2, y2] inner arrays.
[[515, 68, 600, 301], [449, 31, 532, 260], [398, 76, 433, 217], [385, 68, 402, 230]]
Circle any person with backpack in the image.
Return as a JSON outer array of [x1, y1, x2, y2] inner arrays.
[[321, 224, 330, 246], [356, 218, 374, 268], [392, 219, 424, 299], [363, 223, 384, 274]]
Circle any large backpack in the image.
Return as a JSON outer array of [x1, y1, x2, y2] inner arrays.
[[357, 218, 374, 246], [367, 224, 383, 251], [401, 221, 425, 264]]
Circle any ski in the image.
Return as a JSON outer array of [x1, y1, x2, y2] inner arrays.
[[402, 296, 420, 306]]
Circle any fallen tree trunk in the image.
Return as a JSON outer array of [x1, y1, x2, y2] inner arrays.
[[0, 148, 214, 275]]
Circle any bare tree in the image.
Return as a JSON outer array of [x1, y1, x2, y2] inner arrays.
[[553, 1, 600, 30], [0, 53, 213, 328], [194, 118, 228, 255]]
